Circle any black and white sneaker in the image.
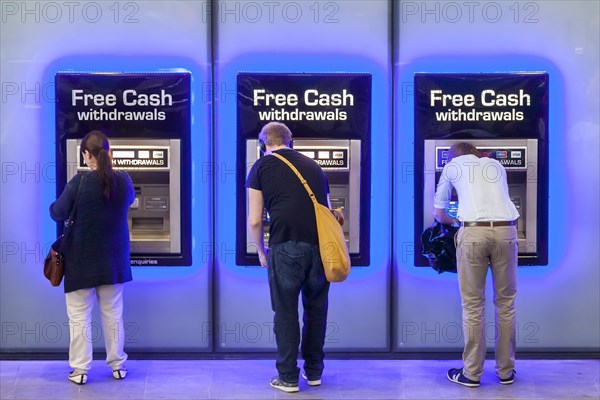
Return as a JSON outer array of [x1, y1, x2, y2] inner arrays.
[[301, 370, 321, 386], [447, 368, 480, 388], [498, 370, 516, 385], [269, 376, 299, 393]]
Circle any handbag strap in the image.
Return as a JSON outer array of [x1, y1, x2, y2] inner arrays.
[[65, 174, 86, 231], [271, 152, 319, 206]]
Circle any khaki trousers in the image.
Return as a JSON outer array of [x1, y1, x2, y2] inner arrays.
[[65, 284, 127, 373], [455, 225, 518, 381]]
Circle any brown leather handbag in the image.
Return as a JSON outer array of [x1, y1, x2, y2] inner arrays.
[[44, 237, 65, 286], [44, 175, 85, 287]]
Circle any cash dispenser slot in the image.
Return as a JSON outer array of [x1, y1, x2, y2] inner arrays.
[[132, 218, 164, 230]]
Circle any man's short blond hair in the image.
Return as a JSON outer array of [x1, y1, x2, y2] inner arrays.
[[259, 122, 293, 147], [447, 142, 480, 162]]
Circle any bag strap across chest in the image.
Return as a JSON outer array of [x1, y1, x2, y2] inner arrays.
[[271, 152, 319, 206]]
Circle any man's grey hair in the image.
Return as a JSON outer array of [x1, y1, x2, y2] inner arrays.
[[258, 122, 293, 147]]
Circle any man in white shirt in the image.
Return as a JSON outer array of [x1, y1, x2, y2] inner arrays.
[[433, 142, 520, 388]]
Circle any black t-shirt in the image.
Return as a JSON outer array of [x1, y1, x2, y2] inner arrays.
[[245, 148, 329, 245]]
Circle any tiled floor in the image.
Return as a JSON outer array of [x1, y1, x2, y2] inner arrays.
[[0, 359, 598, 399]]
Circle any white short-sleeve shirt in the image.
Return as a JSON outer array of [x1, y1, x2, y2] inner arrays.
[[433, 154, 520, 222]]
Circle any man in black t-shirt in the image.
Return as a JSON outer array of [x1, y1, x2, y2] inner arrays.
[[246, 122, 330, 393]]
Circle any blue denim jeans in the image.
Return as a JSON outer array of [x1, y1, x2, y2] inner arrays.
[[267, 240, 330, 384]]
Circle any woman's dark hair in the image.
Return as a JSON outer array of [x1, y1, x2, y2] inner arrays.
[[81, 130, 114, 198], [447, 142, 480, 163]]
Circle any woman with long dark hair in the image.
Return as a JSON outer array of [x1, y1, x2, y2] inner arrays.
[[50, 130, 135, 385]]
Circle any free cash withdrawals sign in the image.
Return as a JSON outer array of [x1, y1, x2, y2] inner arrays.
[[237, 73, 371, 140], [55, 72, 191, 138], [415, 73, 549, 140]]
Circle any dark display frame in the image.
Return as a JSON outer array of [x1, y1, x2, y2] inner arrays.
[[55, 72, 192, 266], [236, 72, 372, 267], [414, 72, 549, 266]]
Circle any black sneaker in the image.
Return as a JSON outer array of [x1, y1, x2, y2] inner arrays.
[[447, 368, 480, 388], [301, 370, 321, 386], [269, 376, 299, 393], [498, 370, 516, 385]]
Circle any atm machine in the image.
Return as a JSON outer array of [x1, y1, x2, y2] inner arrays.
[[66, 138, 182, 258], [414, 72, 548, 266], [55, 71, 192, 266], [423, 139, 539, 260], [245, 139, 361, 255], [235, 72, 372, 267]]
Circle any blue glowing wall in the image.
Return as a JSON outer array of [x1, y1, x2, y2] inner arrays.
[[213, 1, 391, 350], [0, 0, 597, 354], [0, 4, 212, 351], [394, 1, 599, 350]]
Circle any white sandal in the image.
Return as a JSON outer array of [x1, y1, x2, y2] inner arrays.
[[112, 368, 127, 380], [68, 370, 87, 385]]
